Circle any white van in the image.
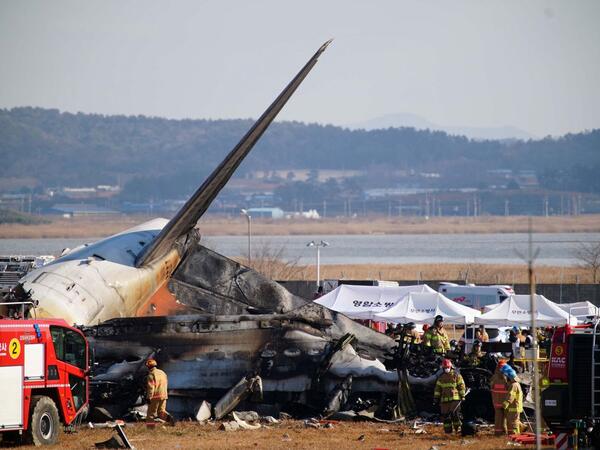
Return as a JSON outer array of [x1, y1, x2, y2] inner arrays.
[[438, 283, 514, 310]]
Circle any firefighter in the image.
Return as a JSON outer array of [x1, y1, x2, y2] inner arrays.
[[403, 322, 421, 344], [490, 359, 509, 435], [434, 359, 466, 434], [501, 364, 523, 434], [145, 359, 171, 423], [423, 315, 450, 355], [475, 325, 489, 343], [464, 339, 484, 366]]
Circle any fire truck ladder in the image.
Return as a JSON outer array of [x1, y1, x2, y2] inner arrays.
[[592, 318, 600, 418]]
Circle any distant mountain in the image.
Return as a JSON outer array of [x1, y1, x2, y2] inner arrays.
[[348, 112, 535, 141]]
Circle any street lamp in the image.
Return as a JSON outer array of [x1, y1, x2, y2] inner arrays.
[[306, 240, 329, 289], [240, 209, 252, 264]]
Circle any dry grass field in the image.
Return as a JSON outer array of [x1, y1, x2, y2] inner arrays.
[[1, 214, 599, 239], [6, 420, 528, 450], [316, 262, 592, 284], [244, 261, 594, 284]]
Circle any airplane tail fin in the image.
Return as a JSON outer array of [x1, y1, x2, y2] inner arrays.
[[136, 40, 332, 267]]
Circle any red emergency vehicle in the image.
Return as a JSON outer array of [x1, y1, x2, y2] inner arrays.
[[542, 321, 600, 448], [0, 308, 89, 445]]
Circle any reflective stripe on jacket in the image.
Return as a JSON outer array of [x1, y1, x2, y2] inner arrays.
[[424, 327, 450, 353], [464, 350, 483, 366], [490, 371, 509, 408], [502, 379, 523, 413], [147, 367, 169, 400], [434, 371, 466, 403]]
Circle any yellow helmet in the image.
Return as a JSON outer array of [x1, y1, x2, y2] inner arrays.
[[146, 358, 157, 368]]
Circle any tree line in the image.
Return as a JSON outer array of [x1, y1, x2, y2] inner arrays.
[[0, 107, 598, 199]]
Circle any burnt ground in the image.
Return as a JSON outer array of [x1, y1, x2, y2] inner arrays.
[[3, 420, 539, 450]]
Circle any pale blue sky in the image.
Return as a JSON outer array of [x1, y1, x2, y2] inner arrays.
[[1, 1, 598, 137]]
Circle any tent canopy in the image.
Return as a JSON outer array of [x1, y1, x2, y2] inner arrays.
[[556, 301, 598, 319], [314, 284, 435, 320], [483, 302, 502, 313], [374, 292, 481, 325], [474, 294, 576, 327]]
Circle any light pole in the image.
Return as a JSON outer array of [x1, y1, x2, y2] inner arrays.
[[241, 209, 252, 264], [307, 240, 329, 289]]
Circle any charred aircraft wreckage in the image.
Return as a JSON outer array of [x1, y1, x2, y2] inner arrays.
[[9, 41, 505, 423]]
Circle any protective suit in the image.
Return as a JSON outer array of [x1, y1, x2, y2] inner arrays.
[[146, 360, 170, 421], [434, 359, 466, 433], [490, 361, 509, 435], [501, 364, 523, 434]]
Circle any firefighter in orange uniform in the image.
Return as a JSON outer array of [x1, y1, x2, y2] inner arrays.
[[501, 364, 523, 434], [434, 358, 466, 434], [490, 359, 509, 435], [146, 359, 170, 422], [475, 325, 489, 343]]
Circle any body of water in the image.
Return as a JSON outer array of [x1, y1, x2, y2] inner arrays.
[[1, 233, 598, 266]]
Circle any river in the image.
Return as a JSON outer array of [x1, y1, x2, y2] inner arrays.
[[1, 233, 598, 266]]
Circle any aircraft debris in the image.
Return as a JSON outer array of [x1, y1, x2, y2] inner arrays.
[[231, 411, 261, 430], [218, 421, 240, 432], [94, 423, 135, 450], [214, 375, 263, 420], [195, 401, 212, 422]]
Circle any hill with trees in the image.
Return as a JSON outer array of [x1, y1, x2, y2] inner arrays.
[[1, 107, 599, 200]]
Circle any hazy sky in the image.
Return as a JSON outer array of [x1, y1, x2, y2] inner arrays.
[[1, 1, 599, 137]]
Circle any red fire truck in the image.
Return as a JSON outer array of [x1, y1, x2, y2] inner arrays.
[[542, 321, 600, 448], [0, 305, 89, 445]]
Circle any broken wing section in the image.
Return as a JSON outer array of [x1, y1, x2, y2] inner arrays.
[[168, 241, 396, 359], [169, 241, 307, 315]]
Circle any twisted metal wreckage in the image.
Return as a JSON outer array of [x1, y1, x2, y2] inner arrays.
[[10, 41, 512, 423]]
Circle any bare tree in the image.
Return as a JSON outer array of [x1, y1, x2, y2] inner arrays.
[[574, 242, 600, 283], [239, 241, 308, 281]]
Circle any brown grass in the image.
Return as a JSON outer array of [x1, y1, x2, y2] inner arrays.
[[12, 420, 519, 450], [236, 257, 591, 284], [317, 262, 592, 284], [1, 214, 599, 238]]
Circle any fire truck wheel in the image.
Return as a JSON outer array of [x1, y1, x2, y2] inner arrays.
[[26, 396, 61, 446]]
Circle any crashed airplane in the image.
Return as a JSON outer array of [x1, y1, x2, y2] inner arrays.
[[10, 41, 495, 421]]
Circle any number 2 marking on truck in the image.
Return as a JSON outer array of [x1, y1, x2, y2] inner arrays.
[[9, 338, 21, 359]]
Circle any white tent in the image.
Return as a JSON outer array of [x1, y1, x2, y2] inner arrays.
[[557, 301, 598, 319], [483, 303, 502, 313], [474, 294, 576, 327], [314, 284, 436, 320], [373, 292, 481, 325]]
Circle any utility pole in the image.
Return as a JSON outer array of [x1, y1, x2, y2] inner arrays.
[[306, 240, 329, 289], [505, 199, 509, 217], [517, 218, 542, 450]]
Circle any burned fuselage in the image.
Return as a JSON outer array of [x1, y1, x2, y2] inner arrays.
[[85, 311, 399, 418]]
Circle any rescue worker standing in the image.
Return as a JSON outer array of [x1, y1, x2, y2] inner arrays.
[[402, 322, 421, 344], [434, 359, 466, 434], [423, 315, 450, 355], [146, 359, 170, 422], [475, 325, 489, 343], [490, 359, 509, 435], [501, 364, 523, 434], [464, 340, 484, 367]]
